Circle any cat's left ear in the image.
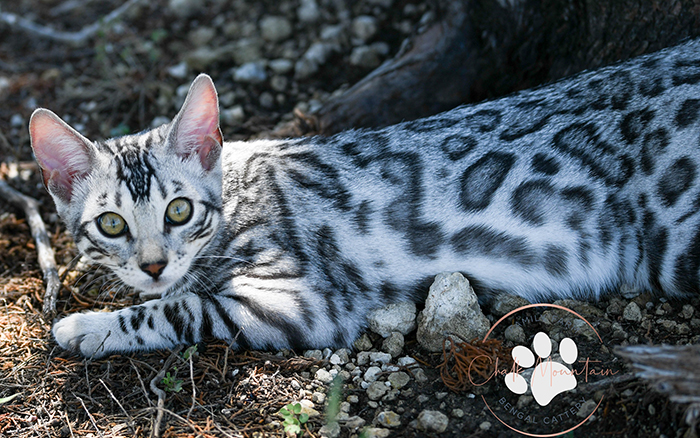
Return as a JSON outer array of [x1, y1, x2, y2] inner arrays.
[[170, 74, 223, 171]]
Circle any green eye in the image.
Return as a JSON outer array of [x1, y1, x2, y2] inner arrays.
[[166, 198, 192, 225], [97, 212, 128, 237]]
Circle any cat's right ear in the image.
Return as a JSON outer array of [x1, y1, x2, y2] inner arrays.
[[29, 109, 95, 204]]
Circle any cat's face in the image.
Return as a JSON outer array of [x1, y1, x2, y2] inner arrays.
[[29, 74, 224, 295]]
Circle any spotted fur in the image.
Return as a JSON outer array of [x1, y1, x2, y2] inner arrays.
[[30, 39, 700, 357]]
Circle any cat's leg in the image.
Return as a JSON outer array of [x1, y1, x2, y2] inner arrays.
[[53, 292, 206, 358]]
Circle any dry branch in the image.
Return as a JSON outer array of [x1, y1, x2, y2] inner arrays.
[[0, 179, 60, 316], [617, 344, 700, 426], [0, 0, 143, 45]]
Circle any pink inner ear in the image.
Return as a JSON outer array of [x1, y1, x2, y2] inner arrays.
[[173, 75, 223, 166], [29, 109, 93, 202]]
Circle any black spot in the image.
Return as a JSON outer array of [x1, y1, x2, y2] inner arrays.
[[511, 180, 556, 226], [118, 315, 128, 334], [674, 225, 700, 294], [610, 71, 634, 110], [499, 102, 551, 141], [657, 157, 697, 207], [115, 150, 157, 203], [531, 153, 560, 175], [407, 221, 444, 258], [641, 129, 670, 175], [130, 307, 146, 331], [620, 108, 655, 144], [354, 200, 372, 234], [451, 225, 536, 266], [639, 77, 666, 97], [381, 282, 400, 302], [468, 109, 502, 132], [642, 211, 669, 292], [553, 123, 634, 187], [543, 245, 568, 277], [459, 152, 516, 212], [676, 99, 700, 128], [561, 186, 595, 209], [147, 315, 155, 330], [672, 58, 700, 86], [440, 135, 477, 161]]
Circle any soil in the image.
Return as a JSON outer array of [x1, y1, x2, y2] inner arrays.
[[0, 0, 697, 437]]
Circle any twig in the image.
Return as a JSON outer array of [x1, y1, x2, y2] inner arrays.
[[149, 346, 183, 438], [99, 378, 136, 434], [0, 179, 61, 317], [0, 0, 143, 46], [187, 352, 197, 420], [72, 392, 104, 437]]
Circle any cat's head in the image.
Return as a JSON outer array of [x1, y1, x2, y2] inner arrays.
[[29, 74, 224, 295]]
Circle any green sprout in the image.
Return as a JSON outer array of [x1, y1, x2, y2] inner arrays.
[[161, 366, 183, 393], [278, 402, 309, 437]]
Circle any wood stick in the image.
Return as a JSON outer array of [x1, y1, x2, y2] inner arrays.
[[0, 179, 60, 316]]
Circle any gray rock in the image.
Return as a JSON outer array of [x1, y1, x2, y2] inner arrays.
[[504, 324, 526, 344], [319, 421, 340, 438], [184, 46, 224, 70], [349, 45, 381, 69], [304, 349, 323, 361], [220, 106, 245, 126], [388, 371, 410, 389], [577, 399, 597, 418], [354, 333, 373, 351], [344, 415, 366, 430], [397, 356, 417, 367], [623, 302, 643, 322], [298, 0, 321, 23], [364, 366, 382, 382], [294, 42, 340, 79], [233, 62, 267, 84], [363, 428, 391, 438], [356, 351, 371, 366], [417, 273, 490, 352], [366, 381, 389, 400], [188, 27, 216, 47], [168, 0, 200, 19], [382, 332, 404, 357], [166, 62, 188, 79], [334, 348, 350, 364], [682, 304, 695, 319], [260, 16, 293, 42], [369, 352, 392, 364], [490, 294, 532, 317], [416, 410, 449, 433], [268, 58, 294, 74], [351, 16, 378, 42], [376, 410, 401, 428], [315, 368, 334, 384], [368, 302, 417, 337], [231, 38, 263, 64]]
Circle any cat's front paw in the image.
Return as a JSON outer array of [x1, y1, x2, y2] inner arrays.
[[53, 312, 115, 358]]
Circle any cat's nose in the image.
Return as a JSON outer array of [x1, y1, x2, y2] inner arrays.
[[141, 261, 167, 280]]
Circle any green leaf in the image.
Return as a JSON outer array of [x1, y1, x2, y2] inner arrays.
[[299, 413, 309, 424], [285, 424, 301, 435], [0, 394, 20, 404], [292, 403, 302, 414], [279, 407, 290, 417]]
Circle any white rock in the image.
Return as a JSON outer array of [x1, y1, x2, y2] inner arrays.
[[397, 356, 417, 367], [368, 302, 417, 337], [623, 302, 643, 322], [298, 0, 320, 23], [351, 16, 378, 42], [220, 106, 245, 126], [366, 381, 388, 400], [382, 332, 404, 357], [369, 352, 392, 364], [363, 428, 391, 438], [168, 0, 200, 18], [233, 62, 267, 84], [417, 272, 490, 352], [416, 410, 449, 433], [315, 368, 334, 383], [269, 58, 294, 74], [364, 366, 382, 382], [349, 45, 381, 69], [166, 62, 188, 79]]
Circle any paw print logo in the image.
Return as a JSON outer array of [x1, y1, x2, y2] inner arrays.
[[504, 332, 578, 406]]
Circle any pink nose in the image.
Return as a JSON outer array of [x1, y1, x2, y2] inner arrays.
[[140, 261, 167, 280]]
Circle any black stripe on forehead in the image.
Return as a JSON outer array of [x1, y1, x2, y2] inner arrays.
[[116, 150, 156, 202]]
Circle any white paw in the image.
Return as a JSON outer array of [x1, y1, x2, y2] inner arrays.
[[53, 312, 116, 358], [505, 332, 578, 406]]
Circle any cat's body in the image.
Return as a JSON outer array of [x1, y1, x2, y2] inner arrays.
[[31, 39, 700, 357]]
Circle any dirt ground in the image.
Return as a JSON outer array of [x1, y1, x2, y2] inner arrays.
[[0, 0, 699, 437]]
